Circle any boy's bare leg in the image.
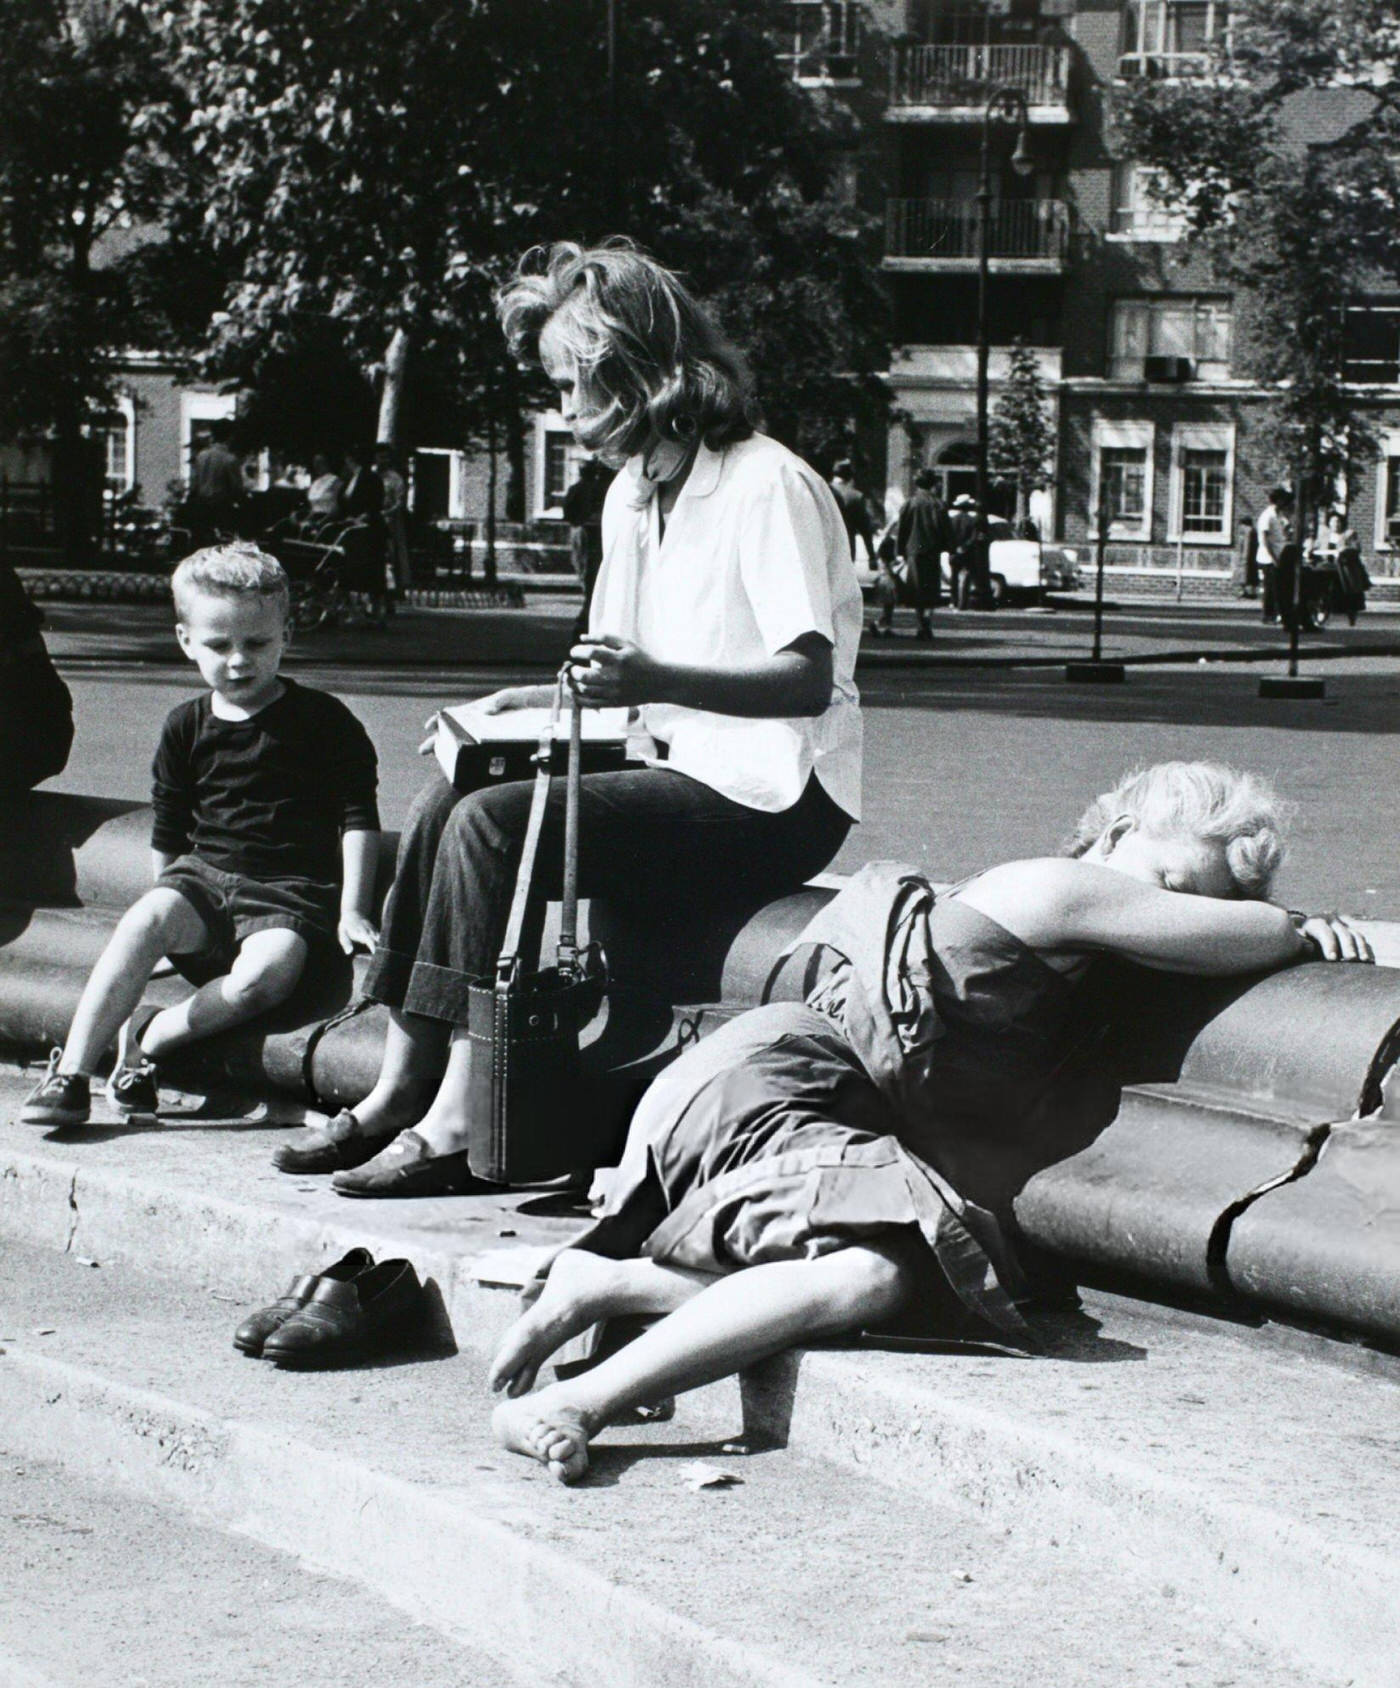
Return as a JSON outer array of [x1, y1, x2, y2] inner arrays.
[[490, 1249, 716, 1398], [493, 1243, 911, 1483], [140, 928, 308, 1059], [339, 1008, 448, 1135], [59, 889, 209, 1075]]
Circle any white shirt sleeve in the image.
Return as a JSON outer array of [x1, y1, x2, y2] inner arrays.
[[734, 459, 840, 657]]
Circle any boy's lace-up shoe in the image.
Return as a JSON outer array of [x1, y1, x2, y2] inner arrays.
[[105, 1058, 161, 1119], [19, 1051, 91, 1127]]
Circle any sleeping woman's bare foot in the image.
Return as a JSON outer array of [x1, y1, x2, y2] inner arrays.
[[493, 1390, 597, 1483], [489, 1249, 626, 1397]]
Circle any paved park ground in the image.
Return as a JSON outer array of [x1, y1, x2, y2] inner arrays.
[[40, 593, 1400, 921]]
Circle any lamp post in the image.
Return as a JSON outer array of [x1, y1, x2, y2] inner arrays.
[[973, 84, 1035, 607]]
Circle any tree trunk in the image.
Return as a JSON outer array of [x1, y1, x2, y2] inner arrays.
[[376, 328, 410, 446]]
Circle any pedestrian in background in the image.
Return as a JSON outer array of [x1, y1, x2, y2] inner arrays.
[[376, 444, 412, 596], [893, 468, 947, 640], [305, 453, 344, 526], [187, 420, 244, 548], [947, 491, 982, 610], [1255, 486, 1293, 625], [829, 459, 876, 567], [341, 444, 388, 627]]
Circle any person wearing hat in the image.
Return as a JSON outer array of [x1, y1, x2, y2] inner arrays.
[[891, 469, 947, 640], [948, 493, 984, 609]]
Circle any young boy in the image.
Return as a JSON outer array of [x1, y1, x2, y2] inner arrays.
[[21, 544, 381, 1126]]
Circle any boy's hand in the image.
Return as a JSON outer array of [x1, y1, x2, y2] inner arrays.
[[337, 911, 379, 956]]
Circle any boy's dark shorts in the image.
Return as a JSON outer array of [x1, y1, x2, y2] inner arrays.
[[156, 854, 339, 985]]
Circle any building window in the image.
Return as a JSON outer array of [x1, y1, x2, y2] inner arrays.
[[1109, 163, 1186, 240], [93, 397, 136, 497], [1343, 302, 1400, 386], [1376, 434, 1400, 560], [1091, 420, 1155, 540], [544, 433, 573, 510], [774, 2, 861, 84], [1109, 297, 1232, 380], [1120, 0, 1228, 76], [1102, 448, 1148, 526], [1167, 424, 1234, 544], [1180, 450, 1227, 533]]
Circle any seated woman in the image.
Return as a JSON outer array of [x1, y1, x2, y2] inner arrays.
[[487, 762, 1372, 1483], [277, 240, 862, 1191]]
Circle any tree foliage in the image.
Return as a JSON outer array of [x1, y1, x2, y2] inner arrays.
[[156, 0, 889, 476], [987, 340, 1055, 523], [0, 0, 191, 553], [1115, 0, 1400, 516]]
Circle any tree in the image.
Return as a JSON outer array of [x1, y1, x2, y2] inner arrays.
[[0, 0, 191, 562], [158, 0, 889, 534], [987, 340, 1055, 526], [1115, 0, 1400, 534]]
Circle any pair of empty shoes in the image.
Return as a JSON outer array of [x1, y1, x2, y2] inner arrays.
[[20, 1049, 161, 1126], [275, 1113, 487, 1198], [234, 1247, 428, 1367]]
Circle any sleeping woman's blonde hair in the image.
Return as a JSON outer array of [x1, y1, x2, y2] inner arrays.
[[496, 240, 758, 466], [1065, 761, 1289, 899]]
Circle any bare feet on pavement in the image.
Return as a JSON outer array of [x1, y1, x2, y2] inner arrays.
[[493, 1391, 596, 1484]]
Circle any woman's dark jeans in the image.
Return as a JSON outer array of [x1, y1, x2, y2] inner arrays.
[[363, 766, 851, 1025]]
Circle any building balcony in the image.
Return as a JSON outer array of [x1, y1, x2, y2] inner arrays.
[[883, 199, 1071, 274], [886, 44, 1073, 123]]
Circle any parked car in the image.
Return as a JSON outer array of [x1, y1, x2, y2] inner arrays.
[[980, 519, 1081, 604]]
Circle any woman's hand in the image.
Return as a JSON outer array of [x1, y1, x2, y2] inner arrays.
[[1293, 913, 1374, 964], [569, 635, 664, 706], [481, 684, 556, 714], [417, 712, 441, 755]]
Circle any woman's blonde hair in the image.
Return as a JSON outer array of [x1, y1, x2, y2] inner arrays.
[[1065, 761, 1289, 898], [496, 240, 758, 465]]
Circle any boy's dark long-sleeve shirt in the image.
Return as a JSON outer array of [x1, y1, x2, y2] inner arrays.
[[151, 679, 379, 887]]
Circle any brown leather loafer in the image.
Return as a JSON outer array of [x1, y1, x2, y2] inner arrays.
[[233, 1246, 375, 1356], [273, 1110, 403, 1175], [260, 1257, 427, 1367], [330, 1130, 492, 1199]]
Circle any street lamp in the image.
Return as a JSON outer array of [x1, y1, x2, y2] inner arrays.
[[973, 84, 1035, 606]]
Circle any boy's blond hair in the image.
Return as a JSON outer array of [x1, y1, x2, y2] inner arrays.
[[171, 543, 290, 622], [1066, 761, 1289, 899]]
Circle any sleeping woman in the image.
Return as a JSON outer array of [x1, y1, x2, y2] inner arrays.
[[488, 761, 1372, 1482]]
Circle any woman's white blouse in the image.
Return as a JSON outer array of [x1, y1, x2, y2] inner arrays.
[[589, 433, 863, 819]]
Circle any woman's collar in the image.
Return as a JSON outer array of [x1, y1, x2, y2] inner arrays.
[[623, 439, 725, 509]]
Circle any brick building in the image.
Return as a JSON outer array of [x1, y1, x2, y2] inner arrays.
[[803, 0, 1400, 593]]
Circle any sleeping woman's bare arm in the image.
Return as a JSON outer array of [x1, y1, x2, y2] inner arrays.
[[956, 858, 1365, 975]]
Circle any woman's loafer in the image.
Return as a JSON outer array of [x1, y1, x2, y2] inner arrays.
[[261, 1258, 427, 1367], [273, 1111, 403, 1175], [233, 1246, 375, 1356], [330, 1130, 490, 1199]]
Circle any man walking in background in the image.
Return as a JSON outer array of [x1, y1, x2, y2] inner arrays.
[[829, 459, 876, 567], [893, 468, 947, 640], [1256, 487, 1293, 625]]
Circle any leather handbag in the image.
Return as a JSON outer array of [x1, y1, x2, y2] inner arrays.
[[466, 675, 609, 1184]]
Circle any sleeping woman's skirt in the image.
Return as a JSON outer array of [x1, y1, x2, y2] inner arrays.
[[576, 1003, 1029, 1341]]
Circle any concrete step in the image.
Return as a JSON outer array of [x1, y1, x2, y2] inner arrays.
[[2, 1066, 1400, 1685], [0, 1447, 510, 1688], [0, 1240, 1330, 1688]]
